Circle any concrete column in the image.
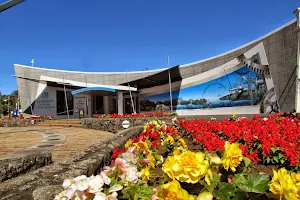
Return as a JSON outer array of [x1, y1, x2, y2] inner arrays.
[[117, 91, 123, 114], [294, 8, 300, 112], [103, 96, 110, 114]]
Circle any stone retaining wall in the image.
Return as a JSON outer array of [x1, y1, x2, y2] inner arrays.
[[0, 126, 143, 200], [0, 153, 52, 183], [81, 117, 174, 133], [0, 119, 34, 127]]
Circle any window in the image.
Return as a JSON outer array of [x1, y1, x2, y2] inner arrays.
[[56, 91, 73, 115]]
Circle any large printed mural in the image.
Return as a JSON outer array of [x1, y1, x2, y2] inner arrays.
[[140, 43, 279, 114]]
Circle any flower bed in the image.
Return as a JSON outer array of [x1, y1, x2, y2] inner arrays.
[[178, 114, 300, 168], [56, 116, 300, 200], [93, 112, 177, 119]]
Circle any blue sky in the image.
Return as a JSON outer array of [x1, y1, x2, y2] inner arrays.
[[0, 0, 299, 94]]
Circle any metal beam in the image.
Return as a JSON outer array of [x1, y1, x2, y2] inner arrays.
[[0, 0, 24, 13]]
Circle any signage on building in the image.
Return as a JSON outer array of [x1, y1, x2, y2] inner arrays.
[[79, 109, 85, 119], [74, 96, 86, 110], [35, 91, 55, 110]]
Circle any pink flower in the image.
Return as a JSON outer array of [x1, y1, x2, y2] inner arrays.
[[152, 195, 159, 200], [228, 178, 232, 183], [115, 158, 126, 173], [140, 159, 150, 164]]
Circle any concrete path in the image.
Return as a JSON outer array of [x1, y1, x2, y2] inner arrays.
[[1, 129, 66, 159], [17, 129, 66, 157]]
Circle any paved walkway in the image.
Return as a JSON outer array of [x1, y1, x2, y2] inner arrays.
[[12, 129, 67, 158], [0, 127, 114, 161]]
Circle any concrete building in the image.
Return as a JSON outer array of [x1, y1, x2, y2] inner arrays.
[[14, 10, 300, 118]]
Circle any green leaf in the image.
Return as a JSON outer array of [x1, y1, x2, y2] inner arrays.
[[273, 156, 279, 163], [243, 157, 251, 167], [213, 182, 236, 200], [234, 174, 270, 193], [278, 153, 284, 159], [280, 159, 285, 164], [206, 172, 220, 192], [271, 147, 277, 153], [266, 157, 271, 163], [232, 191, 247, 200]]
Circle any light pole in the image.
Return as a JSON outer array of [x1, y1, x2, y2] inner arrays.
[[294, 8, 300, 112]]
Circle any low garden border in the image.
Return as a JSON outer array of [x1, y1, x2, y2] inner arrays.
[[0, 119, 34, 127], [0, 126, 143, 200], [81, 116, 175, 133], [0, 152, 52, 183]]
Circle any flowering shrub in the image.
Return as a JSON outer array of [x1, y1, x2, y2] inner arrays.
[[56, 118, 300, 200], [93, 112, 177, 119], [178, 114, 300, 167]]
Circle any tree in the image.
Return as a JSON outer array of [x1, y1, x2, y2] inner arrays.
[[0, 90, 19, 116]]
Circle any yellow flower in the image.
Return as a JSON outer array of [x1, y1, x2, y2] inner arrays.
[[158, 180, 195, 200], [197, 191, 213, 200], [204, 169, 213, 186], [291, 172, 300, 191], [124, 139, 133, 149], [141, 167, 151, 182], [173, 146, 186, 155], [163, 150, 210, 184], [147, 153, 155, 168], [162, 135, 175, 146], [143, 124, 149, 132], [162, 156, 177, 180], [269, 168, 299, 200], [221, 141, 243, 172], [210, 117, 216, 121], [134, 141, 149, 152], [178, 138, 187, 149]]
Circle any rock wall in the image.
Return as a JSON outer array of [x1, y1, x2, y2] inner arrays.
[[81, 117, 174, 133], [0, 119, 33, 127], [0, 153, 52, 183], [0, 126, 143, 200]]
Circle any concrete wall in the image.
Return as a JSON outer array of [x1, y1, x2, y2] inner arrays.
[[139, 20, 298, 113], [14, 19, 298, 114]]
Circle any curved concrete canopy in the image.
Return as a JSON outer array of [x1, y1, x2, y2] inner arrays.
[[71, 87, 116, 95]]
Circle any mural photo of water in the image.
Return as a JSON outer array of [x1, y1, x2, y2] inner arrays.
[[140, 65, 275, 114]]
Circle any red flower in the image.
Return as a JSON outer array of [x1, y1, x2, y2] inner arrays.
[[111, 149, 125, 161], [178, 114, 300, 167], [151, 140, 158, 148]]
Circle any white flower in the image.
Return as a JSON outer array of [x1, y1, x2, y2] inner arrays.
[[64, 186, 77, 200], [54, 191, 68, 200], [109, 184, 123, 193], [100, 171, 111, 185], [62, 179, 73, 189], [263, 117, 268, 121], [160, 155, 164, 163], [73, 175, 87, 183], [121, 165, 141, 183], [172, 117, 177, 124], [76, 179, 89, 191], [122, 150, 137, 164], [89, 175, 104, 193], [106, 192, 118, 200], [94, 192, 106, 200]]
